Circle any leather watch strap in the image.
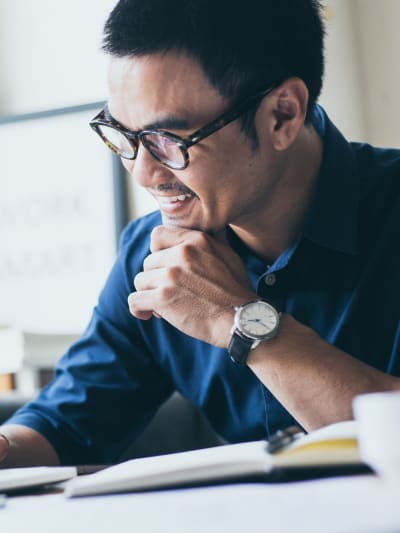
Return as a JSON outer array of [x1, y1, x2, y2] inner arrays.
[[228, 332, 254, 365]]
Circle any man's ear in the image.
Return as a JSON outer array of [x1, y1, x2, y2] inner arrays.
[[269, 77, 309, 151]]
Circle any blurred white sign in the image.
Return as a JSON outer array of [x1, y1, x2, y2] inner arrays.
[[0, 107, 118, 334]]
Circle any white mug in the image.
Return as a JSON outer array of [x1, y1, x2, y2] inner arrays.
[[353, 391, 400, 481]]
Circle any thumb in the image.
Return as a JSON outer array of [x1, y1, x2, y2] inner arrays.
[[0, 433, 10, 462]]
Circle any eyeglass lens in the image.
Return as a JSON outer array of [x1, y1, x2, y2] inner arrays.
[[141, 133, 186, 169], [99, 125, 186, 169], [98, 125, 137, 159]]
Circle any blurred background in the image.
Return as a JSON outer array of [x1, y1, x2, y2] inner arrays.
[[0, 0, 399, 394], [1, 1, 399, 142]]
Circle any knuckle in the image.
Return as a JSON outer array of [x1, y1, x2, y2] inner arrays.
[[159, 285, 175, 301], [166, 265, 182, 284], [193, 231, 209, 248], [180, 242, 197, 264]]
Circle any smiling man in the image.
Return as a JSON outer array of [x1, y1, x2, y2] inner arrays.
[[1, 0, 399, 467]]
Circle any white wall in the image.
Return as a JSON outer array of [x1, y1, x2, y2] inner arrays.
[[320, 0, 400, 147], [354, 0, 400, 147], [319, 0, 366, 141], [0, 0, 116, 114]]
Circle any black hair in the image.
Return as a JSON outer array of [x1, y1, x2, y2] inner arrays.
[[103, 0, 325, 129]]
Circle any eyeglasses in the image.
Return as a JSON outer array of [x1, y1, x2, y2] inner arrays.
[[89, 82, 280, 170]]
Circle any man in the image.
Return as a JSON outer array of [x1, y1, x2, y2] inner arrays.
[[0, 0, 399, 467]]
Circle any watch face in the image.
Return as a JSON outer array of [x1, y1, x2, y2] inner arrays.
[[237, 301, 280, 340]]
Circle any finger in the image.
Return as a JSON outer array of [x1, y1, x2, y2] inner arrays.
[[145, 235, 212, 271], [150, 225, 195, 252], [134, 268, 169, 291], [143, 247, 177, 271], [128, 292, 153, 320], [144, 235, 241, 283], [129, 277, 179, 319]]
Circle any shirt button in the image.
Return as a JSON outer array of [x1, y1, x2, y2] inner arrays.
[[264, 273, 276, 286]]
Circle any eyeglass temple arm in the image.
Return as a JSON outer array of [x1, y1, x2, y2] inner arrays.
[[185, 86, 278, 147]]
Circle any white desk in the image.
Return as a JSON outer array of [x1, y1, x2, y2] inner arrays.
[[1, 475, 399, 533]]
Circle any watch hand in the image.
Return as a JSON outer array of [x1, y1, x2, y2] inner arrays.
[[248, 318, 269, 327]]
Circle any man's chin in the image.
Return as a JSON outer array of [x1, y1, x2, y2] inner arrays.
[[160, 212, 224, 235], [160, 213, 202, 231]]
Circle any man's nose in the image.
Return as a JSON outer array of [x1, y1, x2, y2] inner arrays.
[[123, 144, 175, 188]]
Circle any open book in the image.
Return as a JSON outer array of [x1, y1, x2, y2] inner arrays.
[[65, 420, 365, 498]]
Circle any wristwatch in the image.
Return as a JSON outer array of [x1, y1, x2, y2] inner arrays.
[[228, 300, 281, 365]]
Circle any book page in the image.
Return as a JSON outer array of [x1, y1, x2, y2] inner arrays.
[[65, 441, 271, 497]]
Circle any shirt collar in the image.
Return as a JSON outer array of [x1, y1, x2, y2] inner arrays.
[[303, 105, 359, 256]]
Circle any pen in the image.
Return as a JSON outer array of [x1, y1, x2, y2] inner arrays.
[[266, 426, 305, 454]]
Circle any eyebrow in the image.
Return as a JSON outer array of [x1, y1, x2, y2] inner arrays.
[[105, 106, 191, 133], [144, 117, 191, 131]]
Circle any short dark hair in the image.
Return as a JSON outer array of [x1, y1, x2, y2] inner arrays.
[[103, 0, 325, 124]]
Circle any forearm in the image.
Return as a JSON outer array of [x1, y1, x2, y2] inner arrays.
[[0, 424, 60, 468], [247, 314, 400, 431]]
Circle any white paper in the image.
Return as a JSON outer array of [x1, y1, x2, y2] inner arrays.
[[0, 466, 77, 492]]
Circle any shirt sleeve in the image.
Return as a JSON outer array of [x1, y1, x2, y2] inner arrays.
[[5, 215, 174, 465]]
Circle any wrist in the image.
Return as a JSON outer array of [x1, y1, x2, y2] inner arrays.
[[245, 313, 314, 365], [227, 299, 282, 365], [213, 294, 259, 349]]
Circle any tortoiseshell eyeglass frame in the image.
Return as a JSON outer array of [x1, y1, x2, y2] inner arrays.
[[89, 81, 282, 170]]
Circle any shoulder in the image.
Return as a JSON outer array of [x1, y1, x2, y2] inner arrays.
[[319, 107, 400, 201], [351, 143, 400, 217], [348, 143, 400, 258], [351, 142, 400, 184]]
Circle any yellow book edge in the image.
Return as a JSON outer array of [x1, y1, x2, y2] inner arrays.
[[274, 434, 360, 468]]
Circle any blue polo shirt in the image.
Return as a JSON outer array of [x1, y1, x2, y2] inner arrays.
[[7, 107, 400, 464]]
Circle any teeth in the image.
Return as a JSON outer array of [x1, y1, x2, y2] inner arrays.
[[162, 194, 192, 203], [155, 193, 193, 208]]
